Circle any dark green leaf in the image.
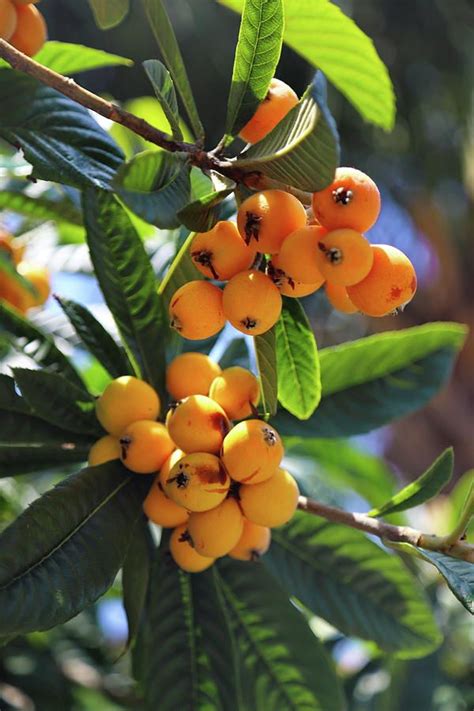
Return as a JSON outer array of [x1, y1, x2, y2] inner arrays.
[[0, 461, 149, 636], [142, 0, 204, 140], [122, 516, 154, 651], [225, 0, 284, 138], [219, 338, 250, 370], [415, 549, 473, 614], [0, 71, 124, 190], [234, 72, 339, 192], [264, 512, 442, 658], [217, 558, 345, 711], [254, 327, 278, 416], [82, 189, 166, 396], [114, 150, 191, 229], [0, 301, 84, 390], [56, 296, 133, 379], [143, 59, 182, 140], [369, 449, 454, 517], [177, 188, 235, 233], [0, 191, 83, 227], [26, 41, 133, 73], [158, 231, 203, 306], [88, 0, 130, 28], [276, 298, 320, 420], [13, 368, 100, 437]]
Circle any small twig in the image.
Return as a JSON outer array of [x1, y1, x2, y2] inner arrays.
[[298, 496, 474, 563]]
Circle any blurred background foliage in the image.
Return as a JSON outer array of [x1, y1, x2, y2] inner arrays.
[[0, 1, 473, 709]]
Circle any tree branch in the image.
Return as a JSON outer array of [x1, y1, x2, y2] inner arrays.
[[298, 496, 474, 563]]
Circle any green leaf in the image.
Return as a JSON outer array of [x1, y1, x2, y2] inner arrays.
[[0, 191, 83, 228], [114, 150, 191, 229], [415, 549, 474, 614], [143, 59, 182, 140], [219, 0, 395, 130], [254, 327, 278, 417], [88, 0, 129, 28], [13, 368, 101, 437], [82, 189, 166, 397], [369, 449, 454, 518], [0, 71, 124, 190], [276, 298, 320, 420], [29, 41, 133, 74], [158, 231, 203, 306], [0, 461, 148, 636], [177, 188, 235, 233], [219, 338, 250, 370], [122, 516, 154, 651], [0, 301, 85, 390], [55, 296, 134, 379], [217, 558, 345, 711], [225, 0, 284, 138], [234, 71, 339, 191], [264, 512, 442, 658], [275, 323, 467, 437], [142, 0, 204, 140]]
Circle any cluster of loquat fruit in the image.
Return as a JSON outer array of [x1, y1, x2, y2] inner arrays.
[[89, 354, 299, 573], [0, 0, 47, 57], [0, 229, 50, 312]]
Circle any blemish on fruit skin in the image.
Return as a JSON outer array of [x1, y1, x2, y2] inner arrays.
[[209, 412, 230, 438], [197, 462, 228, 485], [390, 286, 403, 300], [240, 468, 261, 483]]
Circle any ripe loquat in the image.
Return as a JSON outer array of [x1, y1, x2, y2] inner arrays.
[[276, 225, 327, 284], [347, 244, 417, 317], [119, 420, 174, 474], [166, 352, 221, 401], [0, 273, 29, 313], [312, 167, 381, 233], [170, 524, 215, 573], [190, 221, 257, 280], [159, 448, 186, 489], [237, 189, 307, 254], [163, 452, 230, 512], [239, 468, 299, 528], [228, 519, 271, 561], [9, 4, 47, 56], [267, 255, 324, 297], [221, 419, 283, 484], [169, 280, 225, 340], [95, 375, 160, 437], [166, 394, 230, 454], [239, 78, 298, 145], [325, 281, 358, 314], [88, 435, 121, 467], [143, 477, 189, 528], [187, 498, 243, 558], [314, 229, 373, 286], [0, 0, 16, 40], [222, 269, 282, 336], [209, 366, 260, 421]]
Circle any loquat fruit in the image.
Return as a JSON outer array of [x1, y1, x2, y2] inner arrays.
[[325, 281, 358, 314], [228, 519, 271, 561], [276, 225, 328, 284], [143, 477, 189, 528], [237, 189, 307, 254], [209, 366, 260, 421], [221, 419, 283, 484], [95, 375, 160, 437], [166, 352, 221, 401], [314, 229, 373, 286], [267, 255, 324, 297], [187, 498, 243, 558], [169, 280, 225, 340], [0, 273, 29, 313], [159, 448, 186, 489], [347, 244, 417, 317], [119, 420, 174, 474], [239, 468, 299, 528], [190, 221, 257, 280], [222, 269, 282, 336], [170, 524, 215, 573], [9, 4, 47, 56], [312, 167, 381, 233], [17, 262, 50, 307], [0, 0, 16, 40], [239, 78, 298, 145], [88, 435, 121, 467], [163, 452, 230, 512], [166, 394, 230, 454]]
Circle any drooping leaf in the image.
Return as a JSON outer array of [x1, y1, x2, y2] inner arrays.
[[217, 558, 345, 711], [158, 231, 203, 306], [122, 516, 154, 651], [225, 0, 284, 138], [0, 301, 85, 390], [27, 41, 133, 74], [276, 298, 320, 420], [0, 71, 124, 190], [13, 368, 101, 437], [0, 461, 149, 636], [88, 0, 130, 29], [219, 337, 250, 370], [415, 549, 474, 614], [234, 72, 339, 191], [56, 296, 134, 379], [0, 191, 83, 228], [369, 448, 454, 518], [177, 188, 235, 233], [219, 0, 395, 130], [142, 0, 204, 140], [254, 327, 278, 416], [82, 189, 166, 397], [264, 512, 442, 658], [143, 59, 182, 140], [114, 150, 191, 229]]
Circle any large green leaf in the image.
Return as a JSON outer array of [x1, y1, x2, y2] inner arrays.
[[13, 368, 101, 437], [82, 189, 166, 396], [143, 59, 182, 140], [122, 516, 154, 651], [275, 323, 467, 437], [264, 512, 442, 658], [0, 301, 85, 390], [217, 558, 345, 711], [254, 327, 278, 417], [369, 448, 454, 518], [415, 549, 473, 614], [233, 71, 339, 191], [114, 150, 191, 229], [0, 71, 124, 190], [142, 0, 204, 140], [219, 0, 395, 130], [88, 0, 130, 28], [0, 191, 83, 228], [177, 188, 235, 233], [158, 231, 203, 306], [0, 461, 149, 636], [225, 0, 284, 138], [56, 296, 134, 379], [20, 41, 133, 74], [276, 298, 320, 420]]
